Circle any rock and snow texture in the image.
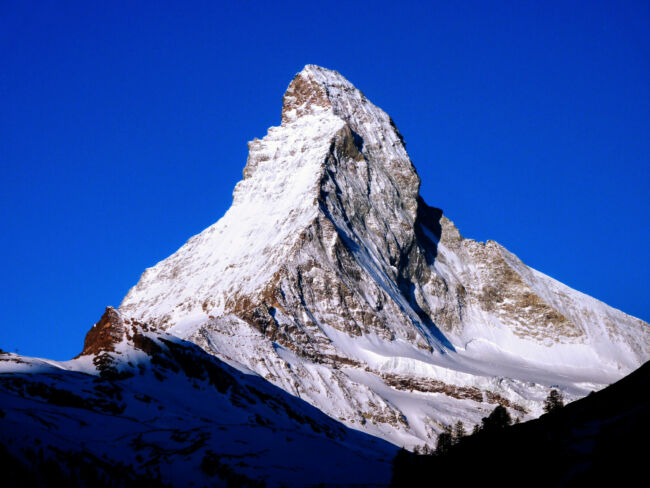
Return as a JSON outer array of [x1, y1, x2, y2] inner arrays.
[[120, 65, 649, 449], [0, 308, 395, 487]]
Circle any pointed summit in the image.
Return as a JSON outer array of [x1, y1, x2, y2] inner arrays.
[[120, 67, 649, 449], [281, 66, 411, 176], [281, 65, 337, 124]]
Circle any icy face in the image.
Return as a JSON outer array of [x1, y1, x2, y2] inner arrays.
[[120, 65, 649, 449]]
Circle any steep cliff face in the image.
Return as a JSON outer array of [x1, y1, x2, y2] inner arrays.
[[120, 65, 649, 448]]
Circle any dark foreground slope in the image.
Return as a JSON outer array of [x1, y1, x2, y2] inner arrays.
[[0, 308, 396, 488], [392, 360, 650, 487]]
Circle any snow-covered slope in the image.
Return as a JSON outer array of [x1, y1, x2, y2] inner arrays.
[[0, 307, 395, 487], [120, 65, 649, 449]]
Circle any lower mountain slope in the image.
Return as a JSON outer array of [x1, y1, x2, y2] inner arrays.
[[0, 308, 396, 488], [391, 360, 650, 487]]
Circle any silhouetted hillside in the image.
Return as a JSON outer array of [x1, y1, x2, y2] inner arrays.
[[392, 360, 650, 487]]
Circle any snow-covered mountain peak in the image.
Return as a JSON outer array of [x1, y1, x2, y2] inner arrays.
[[280, 65, 336, 124], [279, 65, 419, 215], [281, 65, 384, 128], [119, 66, 649, 449], [122, 65, 422, 334]]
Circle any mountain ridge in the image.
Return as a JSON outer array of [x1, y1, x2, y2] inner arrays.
[[1, 307, 395, 487], [118, 65, 649, 448], [1, 64, 648, 486]]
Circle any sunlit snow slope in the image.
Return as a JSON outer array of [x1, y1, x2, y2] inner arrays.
[[120, 65, 649, 449]]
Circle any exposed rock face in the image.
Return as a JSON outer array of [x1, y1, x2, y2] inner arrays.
[[79, 306, 126, 356], [120, 65, 649, 448]]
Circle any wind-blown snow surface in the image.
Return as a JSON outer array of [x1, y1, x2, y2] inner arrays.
[[120, 65, 649, 449]]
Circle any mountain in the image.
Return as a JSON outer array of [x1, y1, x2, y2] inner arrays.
[[1, 65, 648, 486], [0, 307, 395, 487], [118, 65, 649, 449], [391, 359, 650, 486]]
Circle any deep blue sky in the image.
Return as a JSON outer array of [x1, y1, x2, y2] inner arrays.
[[1, 1, 648, 360]]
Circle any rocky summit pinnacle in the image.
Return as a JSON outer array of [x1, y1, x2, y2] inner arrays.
[[281, 65, 335, 123], [119, 65, 649, 449]]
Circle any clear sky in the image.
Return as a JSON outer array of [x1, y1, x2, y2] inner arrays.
[[1, 1, 648, 360]]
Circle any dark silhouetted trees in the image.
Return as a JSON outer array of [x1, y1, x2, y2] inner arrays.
[[543, 389, 565, 413], [391, 362, 650, 487], [481, 405, 512, 431], [435, 425, 453, 454], [453, 420, 466, 443]]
